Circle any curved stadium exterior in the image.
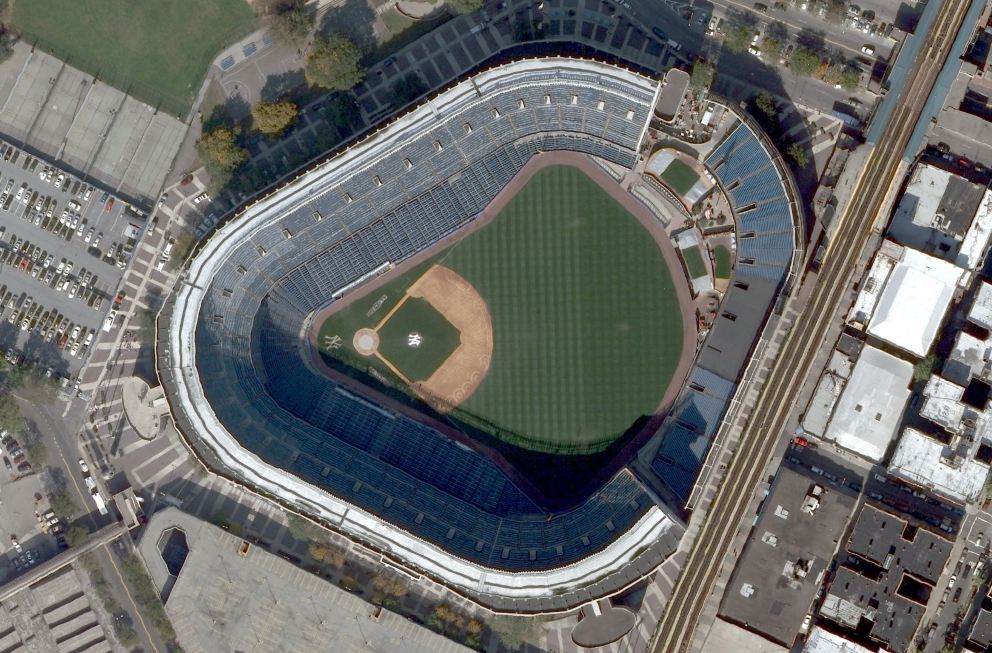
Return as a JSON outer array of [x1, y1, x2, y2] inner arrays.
[[157, 57, 802, 608]]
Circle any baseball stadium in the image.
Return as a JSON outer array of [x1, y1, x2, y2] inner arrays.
[[157, 57, 801, 606]]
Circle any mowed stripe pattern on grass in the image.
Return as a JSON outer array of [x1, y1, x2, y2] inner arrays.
[[442, 166, 683, 453], [13, 0, 255, 108]]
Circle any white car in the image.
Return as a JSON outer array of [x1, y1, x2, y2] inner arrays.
[[56, 260, 65, 274], [800, 614, 812, 634], [84, 331, 93, 346], [862, 44, 875, 55], [70, 341, 80, 356], [83, 187, 92, 201], [84, 228, 94, 243]]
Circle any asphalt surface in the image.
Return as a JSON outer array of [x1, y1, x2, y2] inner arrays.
[[647, 0, 977, 648]]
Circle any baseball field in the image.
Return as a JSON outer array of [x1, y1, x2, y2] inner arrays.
[[317, 165, 685, 455]]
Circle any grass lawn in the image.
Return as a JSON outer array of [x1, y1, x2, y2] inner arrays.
[[381, 8, 414, 34], [713, 245, 732, 279], [659, 158, 701, 196], [376, 297, 461, 382], [681, 245, 707, 279], [319, 166, 684, 455], [12, 0, 255, 113]]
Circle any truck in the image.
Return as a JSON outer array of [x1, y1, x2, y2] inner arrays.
[[667, 39, 682, 51], [92, 490, 109, 516]]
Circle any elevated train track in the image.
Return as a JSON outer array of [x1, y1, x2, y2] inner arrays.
[[648, 0, 975, 649]]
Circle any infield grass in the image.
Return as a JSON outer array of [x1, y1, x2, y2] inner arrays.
[[319, 165, 684, 454], [659, 158, 700, 196], [12, 0, 255, 112], [377, 297, 460, 382]]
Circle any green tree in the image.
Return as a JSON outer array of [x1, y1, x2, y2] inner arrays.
[[689, 60, 715, 89], [0, 31, 13, 66], [766, 19, 789, 44], [267, 4, 313, 49], [65, 523, 90, 547], [788, 142, 809, 168], [168, 232, 197, 273], [324, 94, 362, 132], [823, 0, 847, 25], [725, 26, 752, 54], [448, 0, 485, 13], [390, 73, 428, 106], [305, 33, 365, 90], [26, 441, 47, 468], [762, 37, 783, 61], [914, 353, 938, 382], [489, 615, 538, 651], [287, 513, 324, 542], [49, 490, 78, 519], [116, 625, 139, 649], [838, 68, 860, 92], [0, 394, 23, 433], [195, 127, 247, 189], [755, 89, 777, 118], [18, 372, 58, 405], [789, 46, 821, 77], [252, 100, 298, 137]]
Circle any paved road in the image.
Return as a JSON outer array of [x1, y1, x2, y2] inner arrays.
[[647, 0, 976, 649]]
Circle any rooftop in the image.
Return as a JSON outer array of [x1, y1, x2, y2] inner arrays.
[[720, 466, 857, 646], [820, 504, 950, 652], [656, 69, 690, 122], [969, 281, 992, 331], [803, 626, 874, 653], [888, 427, 989, 504], [957, 189, 992, 270], [943, 330, 992, 386], [968, 593, 992, 651], [138, 509, 473, 653], [822, 346, 914, 462]]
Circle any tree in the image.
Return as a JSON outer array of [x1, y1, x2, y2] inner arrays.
[[390, 73, 429, 106], [324, 94, 362, 132], [489, 615, 538, 651], [26, 441, 47, 468], [766, 19, 789, 44], [838, 68, 860, 92], [788, 142, 809, 168], [252, 100, 298, 137], [914, 353, 938, 383], [762, 38, 783, 61], [65, 523, 90, 547], [49, 490, 78, 519], [0, 31, 14, 66], [116, 625, 139, 649], [267, 4, 313, 49], [0, 394, 23, 433], [309, 542, 346, 567], [195, 127, 248, 183], [689, 60, 715, 89], [19, 373, 58, 405], [305, 33, 365, 91], [168, 231, 197, 273], [789, 46, 821, 77], [725, 27, 752, 54], [286, 513, 324, 542], [823, 0, 847, 25], [448, 0, 484, 14], [755, 90, 777, 118], [372, 573, 407, 598]]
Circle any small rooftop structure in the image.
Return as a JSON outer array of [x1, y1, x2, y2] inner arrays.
[[822, 346, 914, 462], [820, 504, 951, 653], [803, 626, 874, 653], [655, 68, 690, 122], [919, 375, 968, 432], [720, 466, 857, 646], [888, 427, 990, 504], [849, 240, 966, 357], [969, 281, 992, 331], [943, 330, 992, 386]]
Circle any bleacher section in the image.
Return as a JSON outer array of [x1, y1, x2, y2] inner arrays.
[[650, 121, 798, 508], [188, 62, 658, 573]]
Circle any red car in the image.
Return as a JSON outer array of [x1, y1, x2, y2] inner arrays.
[[104, 198, 114, 213], [18, 258, 27, 272], [794, 436, 809, 447], [12, 453, 25, 465], [57, 334, 68, 350]]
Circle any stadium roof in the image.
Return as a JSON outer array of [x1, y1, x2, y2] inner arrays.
[[889, 427, 989, 504], [865, 246, 965, 357], [822, 345, 913, 462]]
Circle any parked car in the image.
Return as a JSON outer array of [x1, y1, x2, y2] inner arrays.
[[16, 462, 31, 473]]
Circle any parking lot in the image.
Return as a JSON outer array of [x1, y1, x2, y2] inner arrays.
[[0, 435, 62, 584], [0, 141, 139, 376]]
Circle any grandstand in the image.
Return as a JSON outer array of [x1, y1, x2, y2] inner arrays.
[[648, 114, 801, 511], [158, 60, 799, 607]]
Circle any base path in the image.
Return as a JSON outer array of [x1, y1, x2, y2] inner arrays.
[[406, 264, 494, 412]]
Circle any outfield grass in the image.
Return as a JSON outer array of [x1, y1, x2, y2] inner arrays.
[[319, 166, 684, 454], [681, 245, 707, 279], [659, 158, 701, 196], [376, 297, 460, 382], [12, 0, 255, 113], [381, 8, 414, 35], [713, 245, 732, 279]]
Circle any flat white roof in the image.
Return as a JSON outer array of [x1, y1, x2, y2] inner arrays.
[[958, 188, 992, 269], [823, 346, 913, 462], [970, 281, 992, 331], [892, 163, 950, 231], [848, 240, 901, 328], [803, 626, 873, 653], [946, 330, 991, 385], [889, 427, 989, 503], [867, 248, 964, 357]]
